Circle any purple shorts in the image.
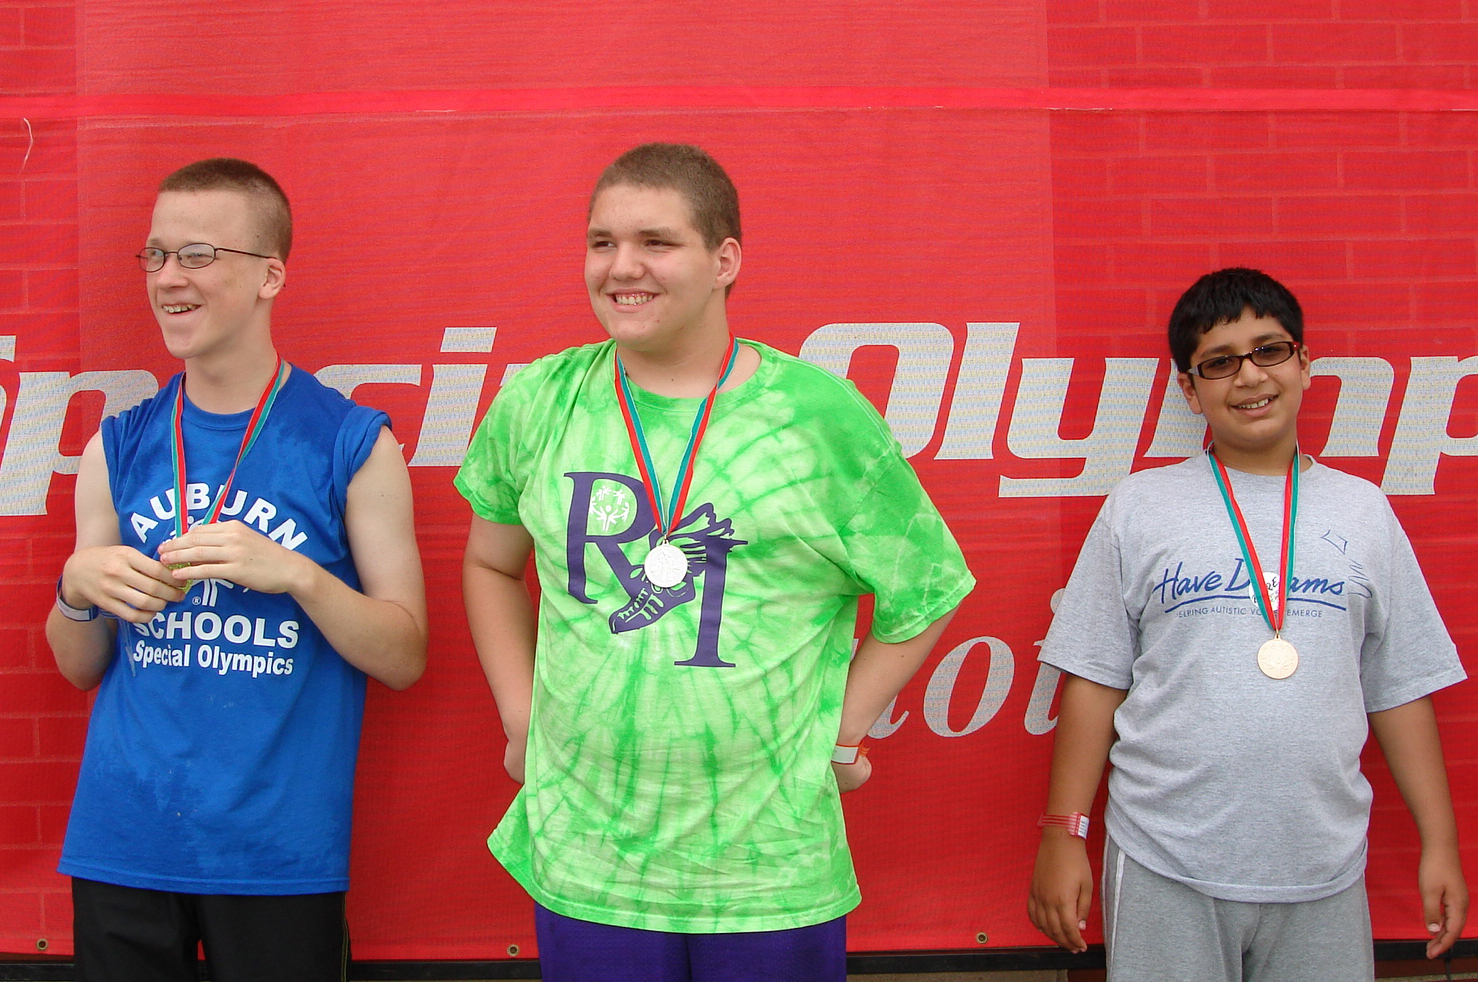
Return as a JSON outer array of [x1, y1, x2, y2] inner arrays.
[[533, 904, 847, 982]]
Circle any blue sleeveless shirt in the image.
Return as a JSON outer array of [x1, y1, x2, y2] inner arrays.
[[60, 367, 388, 894]]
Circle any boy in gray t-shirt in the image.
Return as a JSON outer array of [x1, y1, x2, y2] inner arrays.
[[1028, 268, 1468, 980]]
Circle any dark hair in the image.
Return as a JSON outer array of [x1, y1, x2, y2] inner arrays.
[[590, 143, 741, 250], [1168, 268, 1304, 371], [158, 158, 293, 261]]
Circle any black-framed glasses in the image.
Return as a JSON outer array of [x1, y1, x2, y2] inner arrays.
[[137, 244, 277, 272], [1188, 341, 1301, 380]]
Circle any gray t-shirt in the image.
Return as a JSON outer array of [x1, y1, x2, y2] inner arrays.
[[1040, 455, 1465, 903]]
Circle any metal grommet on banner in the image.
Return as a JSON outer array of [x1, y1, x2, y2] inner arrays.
[[506, 943, 520, 957], [35, 938, 48, 951], [975, 931, 988, 945]]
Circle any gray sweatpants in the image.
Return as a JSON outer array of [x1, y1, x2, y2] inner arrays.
[[1102, 837, 1375, 982]]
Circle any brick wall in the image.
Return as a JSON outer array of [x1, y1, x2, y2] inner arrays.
[[1044, 0, 1478, 492], [0, 0, 80, 956], [1049, 0, 1476, 88], [1047, 1, 1478, 333]]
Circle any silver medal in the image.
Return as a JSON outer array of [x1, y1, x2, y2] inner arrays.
[[644, 542, 689, 588]]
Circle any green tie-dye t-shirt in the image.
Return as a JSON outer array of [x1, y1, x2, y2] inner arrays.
[[454, 339, 974, 933]]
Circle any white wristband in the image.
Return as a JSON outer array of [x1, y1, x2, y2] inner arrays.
[[831, 743, 864, 765], [55, 577, 98, 622]]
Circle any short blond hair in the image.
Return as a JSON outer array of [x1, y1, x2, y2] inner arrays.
[[158, 158, 293, 260]]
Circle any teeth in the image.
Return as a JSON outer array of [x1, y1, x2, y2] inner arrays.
[[1238, 397, 1271, 410], [162, 304, 199, 314], [614, 293, 652, 306]]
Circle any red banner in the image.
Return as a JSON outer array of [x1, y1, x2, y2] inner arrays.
[[1, 0, 1475, 959]]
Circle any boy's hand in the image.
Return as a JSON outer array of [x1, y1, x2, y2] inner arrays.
[[63, 545, 186, 623], [831, 755, 872, 793], [158, 520, 308, 595], [1419, 843, 1469, 958], [1367, 697, 1467, 960], [1028, 830, 1093, 953]]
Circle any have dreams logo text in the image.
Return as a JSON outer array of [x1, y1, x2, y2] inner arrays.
[[1151, 529, 1372, 621]]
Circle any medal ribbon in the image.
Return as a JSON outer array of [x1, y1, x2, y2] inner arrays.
[[170, 356, 288, 538], [613, 338, 740, 540], [1207, 447, 1300, 638]]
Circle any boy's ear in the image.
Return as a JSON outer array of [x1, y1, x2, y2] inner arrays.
[[1177, 371, 1203, 415], [714, 237, 741, 290], [259, 257, 286, 300], [1298, 344, 1312, 391]]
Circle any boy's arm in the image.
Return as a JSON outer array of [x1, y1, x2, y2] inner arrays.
[[462, 515, 537, 784], [833, 608, 958, 793], [1028, 673, 1126, 954], [157, 427, 429, 690], [47, 434, 186, 690], [1368, 695, 1469, 959]]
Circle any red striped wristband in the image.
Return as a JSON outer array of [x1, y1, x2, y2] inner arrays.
[[1037, 812, 1090, 838]]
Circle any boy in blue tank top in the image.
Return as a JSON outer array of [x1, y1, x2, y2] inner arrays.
[[46, 158, 429, 982]]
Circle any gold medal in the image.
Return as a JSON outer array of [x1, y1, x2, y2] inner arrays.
[[1257, 637, 1298, 679], [166, 561, 195, 593]]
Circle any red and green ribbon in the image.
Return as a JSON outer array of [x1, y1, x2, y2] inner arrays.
[[169, 356, 288, 539], [613, 339, 740, 541], [1207, 446, 1300, 638]]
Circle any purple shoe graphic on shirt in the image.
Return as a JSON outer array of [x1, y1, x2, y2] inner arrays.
[[609, 576, 699, 633]]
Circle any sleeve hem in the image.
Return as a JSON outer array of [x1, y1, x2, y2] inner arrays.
[[452, 471, 521, 525], [1037, 654, 1133, 691], [869, 573, 976, 644], [1364, 664, 1468, 714]]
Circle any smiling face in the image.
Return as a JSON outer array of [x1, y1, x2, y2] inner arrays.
[[1177, 310, 1311, 473], [584, 183, 739, 358], [146, 189, 284, 367]]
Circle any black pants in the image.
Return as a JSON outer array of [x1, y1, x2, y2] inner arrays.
[[72, 877, 349, 982]]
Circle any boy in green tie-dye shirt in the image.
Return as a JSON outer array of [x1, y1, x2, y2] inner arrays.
[[457, 144, 973, 981]]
